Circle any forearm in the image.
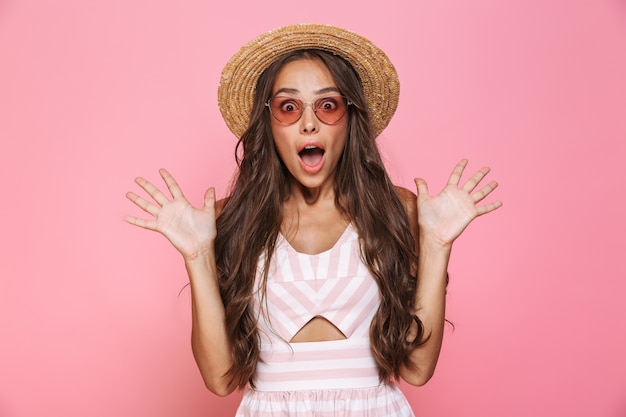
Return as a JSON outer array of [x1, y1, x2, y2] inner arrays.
[[185, 246, 235, 396], [401, 234, 450, 386]]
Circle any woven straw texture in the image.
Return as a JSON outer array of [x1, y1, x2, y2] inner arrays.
[[218, 23, 399, 139]]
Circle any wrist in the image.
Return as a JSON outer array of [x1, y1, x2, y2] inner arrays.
[[183, 242, 215, 264], [183, 244, 219, 286], [418, 231, 453, 254]]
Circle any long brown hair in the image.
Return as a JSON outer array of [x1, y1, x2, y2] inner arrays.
[[215, 50, 424, 388]]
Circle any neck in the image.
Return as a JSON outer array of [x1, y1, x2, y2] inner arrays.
[[281, 178, 348, 245], [288, 178, 336, 206]]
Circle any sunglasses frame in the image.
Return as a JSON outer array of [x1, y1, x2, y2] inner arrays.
[[265, 95, 352, 125]]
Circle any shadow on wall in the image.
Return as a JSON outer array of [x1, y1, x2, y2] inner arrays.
[[616, 398, 626, 417]]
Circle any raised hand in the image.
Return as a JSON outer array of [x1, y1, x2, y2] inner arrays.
[[125, 169, 217, 260], [414, 159, 502, 247]]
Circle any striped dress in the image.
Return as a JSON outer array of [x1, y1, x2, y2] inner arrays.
[[235, 224, 415, 417]]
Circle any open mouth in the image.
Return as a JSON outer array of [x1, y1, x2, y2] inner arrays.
[[298, 145, 325, 167]]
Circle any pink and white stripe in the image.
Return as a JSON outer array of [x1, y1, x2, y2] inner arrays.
[[237, 382, 414, 417], [255, 339, 380, 391], [259, 224, 379, 344], [239, 224, 415, 416]]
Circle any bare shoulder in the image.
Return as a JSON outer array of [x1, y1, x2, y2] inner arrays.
[[215, 197, 229, 218], [394, 185, 418, 238], [394, 185, 417, 214]]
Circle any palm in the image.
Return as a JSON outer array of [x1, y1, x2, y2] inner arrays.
[[126, 169, 217, 259], [154, 196, 215, 254], [415, 160, 502, 246]]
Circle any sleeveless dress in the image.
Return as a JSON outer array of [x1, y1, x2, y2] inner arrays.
[[235, 224, 416, 417]]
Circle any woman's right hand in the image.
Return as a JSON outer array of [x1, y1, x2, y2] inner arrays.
[[125, 169, 217, 261]]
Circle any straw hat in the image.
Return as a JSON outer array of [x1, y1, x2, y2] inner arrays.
[[218, 23, 399, 139]]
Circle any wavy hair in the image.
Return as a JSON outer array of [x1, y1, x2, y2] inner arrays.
[[215, 50, 424, 388]]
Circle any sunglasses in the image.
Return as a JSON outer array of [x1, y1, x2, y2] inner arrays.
[[265, 95, 352, 125]]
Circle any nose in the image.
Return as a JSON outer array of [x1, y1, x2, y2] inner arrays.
[[300, 103, 319, 134]]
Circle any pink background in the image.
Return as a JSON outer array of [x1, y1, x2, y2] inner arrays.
[[1, 0, 625, 416]]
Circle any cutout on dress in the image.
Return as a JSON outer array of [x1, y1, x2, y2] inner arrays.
[[289, 315, 347, 343]]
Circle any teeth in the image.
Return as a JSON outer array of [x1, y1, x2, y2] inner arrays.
[[304, 145, 318, 150]]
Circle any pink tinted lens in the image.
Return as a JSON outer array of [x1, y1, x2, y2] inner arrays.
[[314, 96, 347, 124], [269, 96, 347, 124], [270, 97, 302, 124]]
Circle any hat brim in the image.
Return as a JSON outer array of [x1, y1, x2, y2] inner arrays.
[[218, 23, 399, 139]]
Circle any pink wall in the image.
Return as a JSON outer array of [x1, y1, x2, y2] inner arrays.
[[1, 0, 625, 416]]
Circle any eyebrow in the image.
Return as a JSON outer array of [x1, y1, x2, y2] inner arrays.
[[273, 86, 341, 96]]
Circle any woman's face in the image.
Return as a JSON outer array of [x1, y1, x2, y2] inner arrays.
[[269, 58, 348, 193]]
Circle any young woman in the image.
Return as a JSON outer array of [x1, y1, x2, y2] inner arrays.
[[126, 24, 502, 416]]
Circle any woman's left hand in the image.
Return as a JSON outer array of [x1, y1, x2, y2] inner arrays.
[[414, 159, 502, 247]]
